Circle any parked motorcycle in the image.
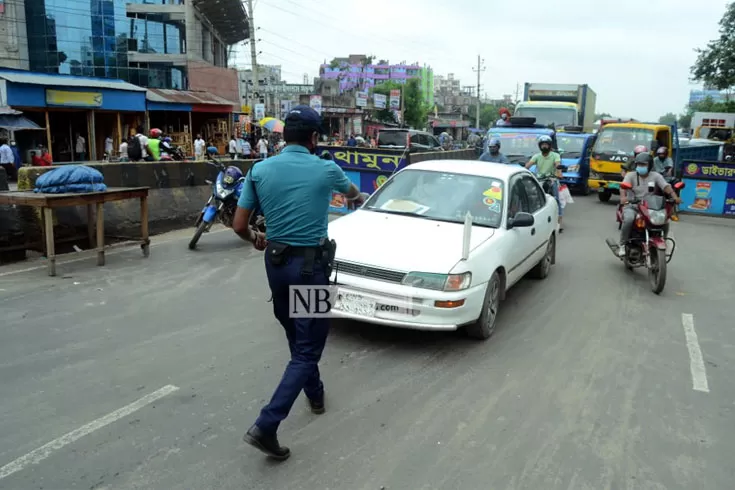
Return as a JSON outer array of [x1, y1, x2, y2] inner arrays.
[[188, 160, 245, 250], [606, 180, 685, 294]]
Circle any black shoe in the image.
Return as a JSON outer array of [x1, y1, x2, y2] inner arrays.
[[307, 395, 325, 414], [243, 424, 290, 461]]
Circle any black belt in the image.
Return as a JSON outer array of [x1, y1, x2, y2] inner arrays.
[[271, 245, 322, 257]]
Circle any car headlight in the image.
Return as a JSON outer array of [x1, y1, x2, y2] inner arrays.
[[589, 170, 601, 180], [648, 209, 667, 226], [215, 180, 232, 199], [566, 164, 580, 173], [402, 272, 472, 291]]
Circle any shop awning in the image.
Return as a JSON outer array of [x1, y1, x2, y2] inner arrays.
[[0, 107, 43, 130], [146, 89, 238, 112], [0, 70, 146, 92], [191, 0, 249, 44]]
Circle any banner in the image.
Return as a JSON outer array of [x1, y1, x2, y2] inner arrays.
[[725, 182, 735, 216], [356, 91, 368, 108], [680, 179, 727, 215], [389, 89, 400, 110], [309, 95, 322, 115], [46, 90, 102, 107], [682, 162, 735, 181], [373, 93, 387, 109], [317, 146, 407, 173], [352, 117, 362, 136], [254, 103, 265, 121], [329, 170, 361, 214]]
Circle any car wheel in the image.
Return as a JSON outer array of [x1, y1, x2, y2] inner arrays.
[[466, 271, 501, 340], [530, 234, 555, 279], [598, 190, 612, 202]]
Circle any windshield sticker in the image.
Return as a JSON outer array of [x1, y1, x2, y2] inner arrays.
[[380, 199, 430, 214], [483, 183, 503, 201], [487, 201, 501, 213]]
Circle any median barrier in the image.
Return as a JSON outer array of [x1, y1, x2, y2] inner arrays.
[[3, 160, 256, 262]]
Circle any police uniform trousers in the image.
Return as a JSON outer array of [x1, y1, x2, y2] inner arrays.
[[255, 247, 329, 434]]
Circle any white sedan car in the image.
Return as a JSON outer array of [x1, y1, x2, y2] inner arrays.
[[327, 160, 559, 340]]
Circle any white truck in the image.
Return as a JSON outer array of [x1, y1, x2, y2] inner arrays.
[[514, 83, 597, 132]]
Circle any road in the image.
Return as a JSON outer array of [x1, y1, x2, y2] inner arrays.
[[1, 196, 734, 490]]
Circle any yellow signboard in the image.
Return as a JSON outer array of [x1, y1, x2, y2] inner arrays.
[[240, 104, 251, 114], [46, 90, 103, 107]]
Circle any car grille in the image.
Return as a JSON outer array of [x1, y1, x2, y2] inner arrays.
[[598, 172, 623, 182], [334, 260, 406, 283]]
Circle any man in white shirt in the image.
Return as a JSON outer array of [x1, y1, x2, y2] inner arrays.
[[75, 133, 86, 161], [257, 137, 268, 159], [194, 134, 205, 161], [229, 135, 238, 160], [0, 138, 15, 180], [240, 138, 252, 158], [136, 131, 150, 161], [119, 140, 129, 162], [104, 135, 113, 160]]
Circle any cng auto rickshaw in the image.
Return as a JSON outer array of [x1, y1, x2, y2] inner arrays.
[[588, 122, 675, 202]]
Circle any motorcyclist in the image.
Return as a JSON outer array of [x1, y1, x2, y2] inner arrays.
[[652, 146, 674, 176], [496, 108, 512, 127], [622, 145, 649, 176], [148, 128, 163, 161], [479, 138, 510, 163], [525, 135, 563, 230], [617, 152, 681, 257]]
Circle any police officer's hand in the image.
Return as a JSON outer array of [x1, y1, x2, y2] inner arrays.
[[251, 230, 267, 251]]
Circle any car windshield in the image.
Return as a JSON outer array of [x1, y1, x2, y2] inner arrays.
[[557, 136, 585, 158], [364, 169, 504, 228], [487, 131, 545, 161], [378, 131, 408, 148], [515, 107, 576, 126], [594, 127, 654, 155]]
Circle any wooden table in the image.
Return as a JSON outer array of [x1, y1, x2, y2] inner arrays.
[[0, 187, 150, 276]]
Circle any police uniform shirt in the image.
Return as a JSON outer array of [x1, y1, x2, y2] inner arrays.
[[237, 145, 353, 247]]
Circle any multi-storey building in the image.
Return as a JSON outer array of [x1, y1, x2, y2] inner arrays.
[[237, 64, 312, 117], [0, 0, 248, 102], [319, 54, 433, 106]]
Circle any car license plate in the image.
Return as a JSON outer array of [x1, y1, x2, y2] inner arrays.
[[608, 182, 619, 189], [336, 293, 376, 317]]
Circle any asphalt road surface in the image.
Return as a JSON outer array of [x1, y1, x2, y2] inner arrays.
[[1, 197, 734, 490]]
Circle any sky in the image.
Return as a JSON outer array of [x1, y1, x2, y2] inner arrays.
[[231, 0, 731, 121]]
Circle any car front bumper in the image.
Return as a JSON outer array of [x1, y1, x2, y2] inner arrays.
[[588, 179, 621, 193], [329, 273, 488, 331]]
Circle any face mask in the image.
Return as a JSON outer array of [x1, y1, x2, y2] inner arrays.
[[541, 146, 550, 153], [501, 114, 507, 120], [490, 147, 499, 155], [636, 166, 648, 175]]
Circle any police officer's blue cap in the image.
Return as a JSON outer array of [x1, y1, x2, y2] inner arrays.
[[285, 105, 326, 134]]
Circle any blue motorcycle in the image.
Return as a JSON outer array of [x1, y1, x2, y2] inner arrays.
[[188, 159, 245, 250]]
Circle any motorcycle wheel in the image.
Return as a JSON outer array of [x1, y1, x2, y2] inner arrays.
[[188, 220, 208, 250], [648, 247, 667, 294]]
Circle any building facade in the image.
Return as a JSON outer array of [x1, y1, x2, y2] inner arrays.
[[434, 73, 473, 116], [0, 0, 247, 102], [319, 55, 433, 105], [237, 64, 312, 117]]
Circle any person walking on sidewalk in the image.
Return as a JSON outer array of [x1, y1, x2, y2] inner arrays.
[[232, 105, 364, 461]]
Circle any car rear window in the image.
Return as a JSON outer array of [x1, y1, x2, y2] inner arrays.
[[378, 131, 408, 148]]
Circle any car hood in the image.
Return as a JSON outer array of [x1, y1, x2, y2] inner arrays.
[[328, 210, 496, 274]]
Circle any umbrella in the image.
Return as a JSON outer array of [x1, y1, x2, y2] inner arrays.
[[0, 114, 43, 130], [259, 118, 284, 133]]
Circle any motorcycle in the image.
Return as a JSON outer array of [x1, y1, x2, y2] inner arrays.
[[606, 180, 685, 294], [188, 159, 245, 250]]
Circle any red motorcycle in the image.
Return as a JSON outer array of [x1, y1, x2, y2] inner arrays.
[[607, 180, 685, 294]]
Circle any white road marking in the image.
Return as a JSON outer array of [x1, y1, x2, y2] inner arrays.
[[681, 313, 709, 393], [0, 228, 230, 278], [0, 384, 180, 480]]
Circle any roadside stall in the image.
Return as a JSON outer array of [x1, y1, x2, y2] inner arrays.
[[679, 160, 735, 217]]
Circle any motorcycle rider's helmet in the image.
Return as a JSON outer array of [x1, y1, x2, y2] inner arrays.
[[633, 145, 648, 156], [163, 136, 172, 143], [634, 152, 653, 172], [222, 166, 244, 188], [537, 135, 553, 151], [149, 128, 162, 138], [656, 146, 668, 156], [488, 137, 501, 152]]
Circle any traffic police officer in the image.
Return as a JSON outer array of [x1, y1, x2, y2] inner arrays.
[[232, 105, 364, 461]]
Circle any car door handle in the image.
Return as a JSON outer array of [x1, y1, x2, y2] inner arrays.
[[531, 228, 536, 235], [548, 216, 551, 223]]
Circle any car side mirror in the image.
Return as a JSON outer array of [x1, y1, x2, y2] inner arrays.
[[508, 212, 534, 229]]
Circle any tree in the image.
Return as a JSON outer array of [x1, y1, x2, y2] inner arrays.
[[402, 78, 429, 129], [691, 2, 735, 93], [658, 112, 678, 125], [595, 112, 612, 120], [678, 113, 693, 129]]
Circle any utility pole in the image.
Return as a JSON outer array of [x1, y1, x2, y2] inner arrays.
[[514, 82, 521, 106], [472, 55, 485, 128], [246, 0, 259, 118]]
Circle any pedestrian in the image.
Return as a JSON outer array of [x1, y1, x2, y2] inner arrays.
[[104, 135, 114, 160], [75, 133, 86, 161], [257, 135, 269, 160], [229, 135, 238, 160], [241, 137, 252, 159], [0, 138, 16, 180], [232, 105, 364, 461], [118, 138, 129, 162], [194, 133, 205, 161], [10, 140, 21, 175]]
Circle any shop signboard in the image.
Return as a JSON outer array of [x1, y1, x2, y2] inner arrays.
[[317, 147, 407, 173], [328, 170, 361, 214], [356, 91, 368, 108], [241, 104, 251, 114], [254, 103, 265, 121], [359, 172, 389, 194], [725, 182, 735, 216], [389, 89, 400, 110], [682, 162, 735, 181], [373, 93, 387, 109], [680, 178, 727, 215], [46, 90, 102, 107], [352, 117, 362, 136], [280, 100, 292, 119], [309, 95, 322, 115]]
